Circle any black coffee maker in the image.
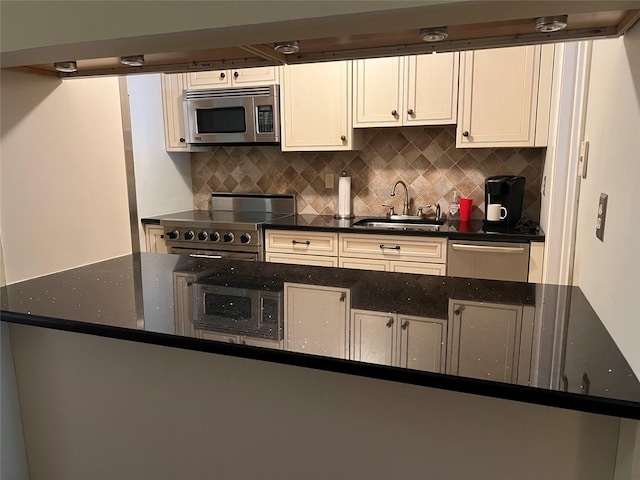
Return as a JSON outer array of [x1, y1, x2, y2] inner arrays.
[[484, 175, 525, 226]]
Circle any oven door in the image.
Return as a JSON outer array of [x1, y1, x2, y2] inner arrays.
[[185, 95, 254, 144], [193, 284, 283, 340], [168, 246, 258, 262]]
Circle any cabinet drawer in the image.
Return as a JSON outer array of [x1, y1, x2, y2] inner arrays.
[[266, 230, 338, 256], [339, 257, 388, 271], [390, 261, 446, 276], [340, 233, 446, 263], [266, 252, 338, 268]]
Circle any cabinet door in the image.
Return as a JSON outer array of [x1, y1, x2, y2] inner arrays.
[[265, 230, 338, 256], [353, 57, 403, 127], [457, 45, 540, 147], [145, 225, 168, 254], [398, 315, 447, 373], [265, 252, 338, 267], [231, 66, 279, 86], [338, 257, 388, 271], [186, 70, 231, 89], [404, 52, 459, 125], [447, 300, 522, 383], [281, 61, 359, 151], [285, 283, 349, 359], [351, 310, 396, 366], [161, 73, 191, 151], [339, 233, 447, 263], [389, 261, 446, 276]]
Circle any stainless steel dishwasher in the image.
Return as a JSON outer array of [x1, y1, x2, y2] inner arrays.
[[447, 240, 530, 282]]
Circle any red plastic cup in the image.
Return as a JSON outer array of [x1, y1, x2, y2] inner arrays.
[[459, 198, 473, 221]]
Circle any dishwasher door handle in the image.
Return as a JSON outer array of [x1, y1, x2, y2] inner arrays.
[[450, 243, 525, 254]]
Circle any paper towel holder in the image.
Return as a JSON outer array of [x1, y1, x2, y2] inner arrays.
[[334, 171, 355, 220]]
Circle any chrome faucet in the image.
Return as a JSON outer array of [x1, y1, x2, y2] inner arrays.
[[390, 180, 410, 216]]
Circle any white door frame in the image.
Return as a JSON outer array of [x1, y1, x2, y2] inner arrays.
[[539, 40, 592, 287], [534, 41, 592, 389]]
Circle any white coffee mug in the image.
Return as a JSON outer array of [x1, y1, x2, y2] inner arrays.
[[487, 204, 507, 221]]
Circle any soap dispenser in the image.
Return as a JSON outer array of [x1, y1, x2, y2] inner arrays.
[[449, 191, 460, 219]]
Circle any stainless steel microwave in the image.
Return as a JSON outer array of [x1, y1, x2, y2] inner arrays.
[[183, 85, 280, 145], [193, 283, 283, 341]]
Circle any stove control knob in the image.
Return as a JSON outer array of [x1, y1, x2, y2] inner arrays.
[[240, 233, 251, 244], [167, 229, 179, 240], [223, 232, 234, 243], [184, 230, 195, 241], [210, 232, 220, 242], [198, 231, 208, 241]]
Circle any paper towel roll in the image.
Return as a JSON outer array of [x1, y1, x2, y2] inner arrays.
[[335, 173, 354, 219]]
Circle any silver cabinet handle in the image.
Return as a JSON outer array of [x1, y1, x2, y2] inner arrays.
[[379, 244, 401, 250], [391, 109, 398, 116], [340, 135, 347, 141], [450, 244, 525, 254], [401, 320, 409, 330], [219, 72, 226, 79], [407, 108, 415, 115], [233, 71, 239, 78], [386, 318, 394, 328], [189, 253, 223, 259], [462, 130, 469, 137], [292, 240, 310, 245], [340, 292, 346, 302]]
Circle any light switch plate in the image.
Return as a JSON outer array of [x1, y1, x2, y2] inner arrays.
[[325, 173, 335, 189], [596, 193, 607, 241]]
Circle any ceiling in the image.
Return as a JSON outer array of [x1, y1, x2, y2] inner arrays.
[[5, 2, 640, 78]]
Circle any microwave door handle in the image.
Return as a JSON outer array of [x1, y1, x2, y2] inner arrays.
[[189, 254, 223, 259]]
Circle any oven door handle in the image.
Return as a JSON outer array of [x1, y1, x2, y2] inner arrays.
[[189, 253, 223, 259]]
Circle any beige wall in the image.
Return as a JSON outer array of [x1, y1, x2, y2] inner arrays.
[[574, 24, 640, 376], [0, 70, 132, 283], [10, 324, 622, 480]]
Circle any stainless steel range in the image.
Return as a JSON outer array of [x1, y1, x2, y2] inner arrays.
[[160, 193, 296, 261]]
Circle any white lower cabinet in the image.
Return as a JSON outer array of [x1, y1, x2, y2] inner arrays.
[[447, 299, 535, 385], [265, 230, 339, 267], [285, 283, 350, 359], [145, 225, 168, 254], [339, 233, 447, 276], [351, 309, 447, 373]]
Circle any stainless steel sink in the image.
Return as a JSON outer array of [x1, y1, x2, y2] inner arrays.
[[352, 217, 443, 232]]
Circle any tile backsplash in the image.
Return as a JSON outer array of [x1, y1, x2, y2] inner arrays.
[[191, 126, 545, 221]]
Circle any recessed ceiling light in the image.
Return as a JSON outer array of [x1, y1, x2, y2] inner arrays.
[[274, 41, 300, 55], [420, 27, 448, 42], [535, 15, 568, 33], [54, 61, 78, 73], [120, 55, 145, 67]]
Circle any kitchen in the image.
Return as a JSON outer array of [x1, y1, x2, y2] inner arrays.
[[1, 2, 639, 479]]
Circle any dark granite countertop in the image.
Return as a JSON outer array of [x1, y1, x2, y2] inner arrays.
[[266, 214, 545, 242], [142, 211, 545, 242], [2, 253, 637, 419]]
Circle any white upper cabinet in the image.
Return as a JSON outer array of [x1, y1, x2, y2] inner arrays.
[[161, 73, 210, 153], [457, 44, 554, 148], [354, 53, 459, 128], [185, 66, 279, 89], [161, 73, 190, 152], [281, 60, 363, 151]]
